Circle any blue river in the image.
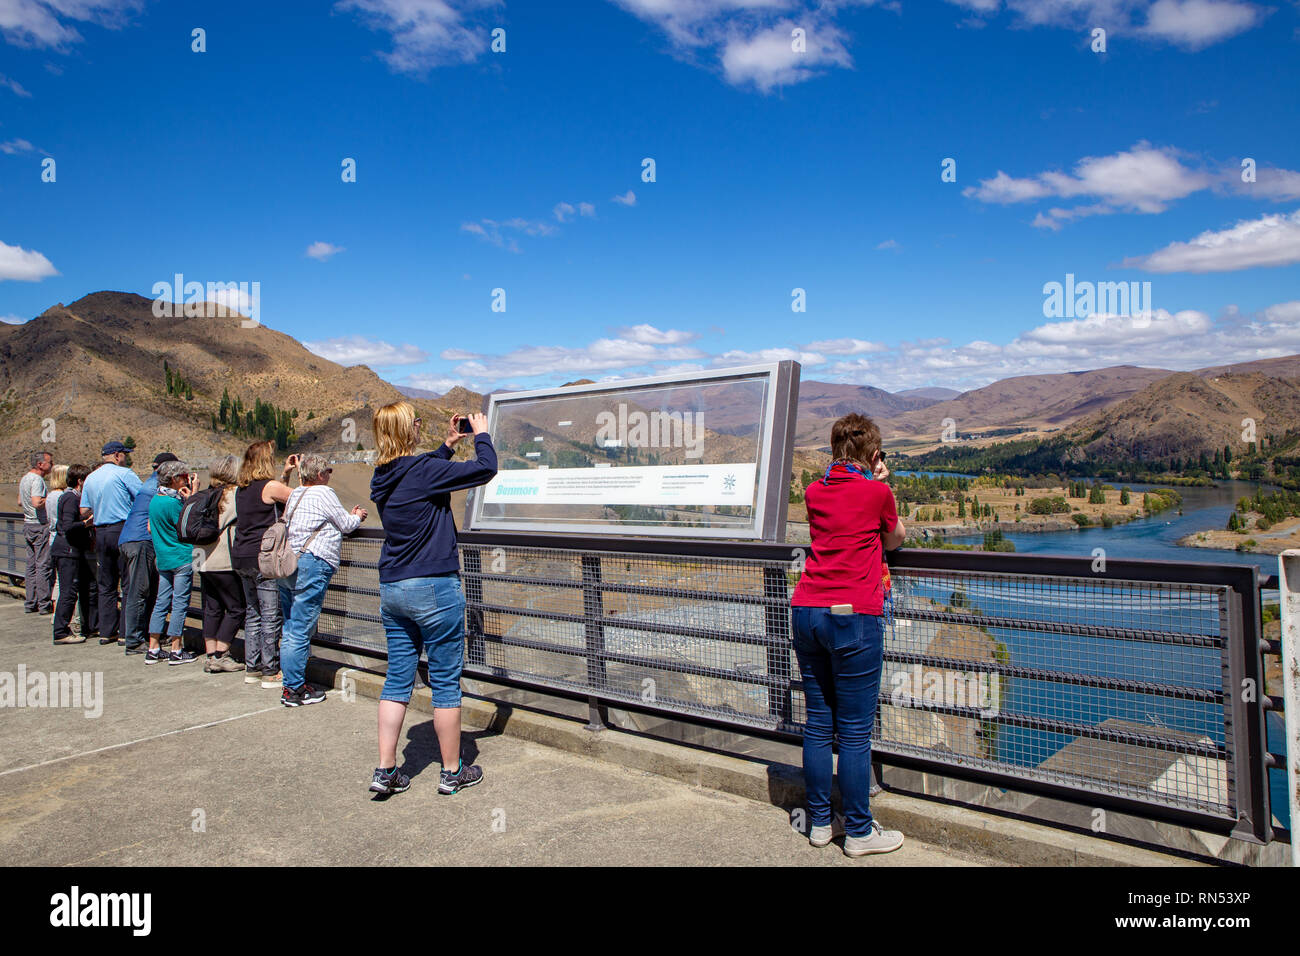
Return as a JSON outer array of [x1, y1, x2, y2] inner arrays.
[[895, 474, 1289, 829]]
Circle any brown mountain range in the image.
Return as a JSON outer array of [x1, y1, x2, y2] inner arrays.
[[0, 291, 461, 470], [3, 291, 1297, 476]]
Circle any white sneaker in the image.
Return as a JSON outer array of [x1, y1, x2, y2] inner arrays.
[[796, 811, 844, 847], [844, 820, 904, 857]]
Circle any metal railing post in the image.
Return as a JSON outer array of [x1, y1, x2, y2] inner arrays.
[[462, 546, 486, 669], [763, 566, 793, 726], [1280, 549, 1300, 866], [581, 553, 607, 731]]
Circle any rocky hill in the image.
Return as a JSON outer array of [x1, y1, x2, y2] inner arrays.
[[0, 291, 467, 470]]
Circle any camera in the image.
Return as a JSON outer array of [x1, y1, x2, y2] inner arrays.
[[456, 416, 474, 434]]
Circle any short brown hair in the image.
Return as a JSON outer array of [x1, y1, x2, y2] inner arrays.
[[830, 413, 882, 465]]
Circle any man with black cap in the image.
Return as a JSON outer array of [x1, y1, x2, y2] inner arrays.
[[117, 451, 176, 654], [80, 441, 144, 644]]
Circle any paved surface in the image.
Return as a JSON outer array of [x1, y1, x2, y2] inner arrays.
[[0, 599, 995, 866]]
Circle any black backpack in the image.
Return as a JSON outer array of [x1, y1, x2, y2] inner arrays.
[[177, 486, 226, 545]]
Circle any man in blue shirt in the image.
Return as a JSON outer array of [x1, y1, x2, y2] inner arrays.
[[117, 451, 177, 654], [80, 441, 145, 644]]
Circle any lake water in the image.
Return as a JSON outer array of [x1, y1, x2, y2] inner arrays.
[[933, 477, 1289, 830], [945, 478, 1281, 579]]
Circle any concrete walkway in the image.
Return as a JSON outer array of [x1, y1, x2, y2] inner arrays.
[[0, 599, 993, 866]]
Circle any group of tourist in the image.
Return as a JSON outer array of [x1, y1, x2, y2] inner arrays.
[[19, 440, 369, 706], [19, 406, 908, 850]]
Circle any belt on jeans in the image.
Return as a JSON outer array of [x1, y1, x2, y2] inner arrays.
[[95, 521, 125, 528]]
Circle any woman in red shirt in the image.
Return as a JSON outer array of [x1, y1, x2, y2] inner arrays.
[[791, 413, 907, 856]]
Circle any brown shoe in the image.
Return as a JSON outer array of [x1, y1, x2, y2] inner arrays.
[[209, 656, 243, 673], [53, 634, 87, 645]]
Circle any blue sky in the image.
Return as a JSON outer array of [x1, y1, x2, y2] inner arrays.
[[1, 0, 1298, 394]]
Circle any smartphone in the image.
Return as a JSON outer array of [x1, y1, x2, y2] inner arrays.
[[456, 416, 474, 434]]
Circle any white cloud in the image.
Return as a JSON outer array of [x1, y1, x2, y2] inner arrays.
[[719, 20, 853, 93], [305, 241, 345, 261], [1140, 0, 1262, 49], [0, 74, 31, 97], [875, 239, 899, 250], [1021, 309, 1212, 346], [403, 374, 473, 395], [204, 286, 256, 316], [0, 0, 141, 50], [613, 324, 699, 345], [1122, 210, 1300, 273], [965, 143, 1211, 217], [440, 347, 481, 360], [610, 1, 890, 93], [335, 0, 500, 74], [451, 334, 707, 381], [1225, 165, 1300, 202], [304, 335, 430, 367], [949, 0, 1264, 49], [1, 313, 27, 324], [0, 138, 35, 154], [711, 347, 827, 367], [553, 201, 596, 223], [461, 216, 558, 252], [611, 189, 637, 206], [801, 338, 887, 355], [0, 240, 57, 281]]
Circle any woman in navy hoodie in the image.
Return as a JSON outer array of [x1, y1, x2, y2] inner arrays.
[[368, 402, 497, 797]]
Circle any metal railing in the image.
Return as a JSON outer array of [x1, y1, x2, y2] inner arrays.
[[1, 513, 1277, 844]]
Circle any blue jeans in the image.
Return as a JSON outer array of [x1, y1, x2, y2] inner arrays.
[[277, 553, 334, 691], [380, 574, 466, 708], [150, 564, 194, 639], [791, 607, 885, 838], [238, 566, 282, 673]]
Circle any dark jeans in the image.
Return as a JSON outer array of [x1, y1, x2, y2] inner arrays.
[[119, 539, 157, 650], [237, 565, 282, 673], [201, 570, 246, 647], [791, 607, 885, 838], [94, 521, 125, 639], [53, 554, 95, 640]]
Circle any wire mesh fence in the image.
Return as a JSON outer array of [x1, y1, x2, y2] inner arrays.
[[0, 514, 1258, 833]]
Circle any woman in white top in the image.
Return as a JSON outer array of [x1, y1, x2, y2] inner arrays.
[[45, 465, 68, 547], [197, 455, 245, 673], [276, 453, 366, 707]]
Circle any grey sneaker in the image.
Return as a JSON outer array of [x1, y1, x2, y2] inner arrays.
[[244, 668, 263, 684], [260, 671, 283, 689], [844, 821, 904, 857], [369, 767, 411, 795], [796, 811, 843, 847], [208, 655, 243, 673], [438, 760, 483, 795]]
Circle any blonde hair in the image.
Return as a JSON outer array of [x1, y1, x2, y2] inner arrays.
[[48, 464, 69, 491], [374, 401, 418, 467], [238, 440, 277, 487]]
